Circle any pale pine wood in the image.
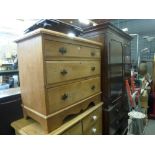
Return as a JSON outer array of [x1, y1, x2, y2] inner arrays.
[[11, 102, 103, 135], [23, 93, 101, 132], [45, 60, 100, 85], [15, 28, 103, 46], [82, 106, 102, 132], [17, 36, 47, 115], [83, 118, 102, 135], [51, 102, 103, 135], [46, 77, 101, 114], [62, 122, 82, 135], [44, 39, 101, 59], [16, 28, 102, 133]]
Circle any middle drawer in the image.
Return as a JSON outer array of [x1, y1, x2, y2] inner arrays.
[[46, 77, 101, 114], [45, 60, 100, 85]]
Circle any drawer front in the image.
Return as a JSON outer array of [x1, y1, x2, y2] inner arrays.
[[82, 106, 102, 132], [47, 77, 101, 114], [83, 118, 102, 135], [44, 40, 101, 59], [45, 60, 100, 85], [62, 122, 82, 135]]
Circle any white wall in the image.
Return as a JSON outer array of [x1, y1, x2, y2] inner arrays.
[[0, 33, 18, 61]]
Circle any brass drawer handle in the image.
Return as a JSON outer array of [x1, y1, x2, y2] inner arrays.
[[91, 67, 95, 71], [92, 128, 97, 134], [91, 52, 95, 56], [91, 85, 96, 90], [92, 115, 97, 121], [61, 93, 68, 100], [61, 69, 68, 75], [59, 47, 67, 55]]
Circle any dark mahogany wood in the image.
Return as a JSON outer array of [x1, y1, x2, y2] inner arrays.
[[81, 22, 132, 134]]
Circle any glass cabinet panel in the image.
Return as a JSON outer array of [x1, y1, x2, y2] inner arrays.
[[109, 39, 123, 64], [109, 39, 123, 98]]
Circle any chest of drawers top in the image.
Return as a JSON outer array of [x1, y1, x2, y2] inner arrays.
[[16, 28, 102, 44], [15, 28, 102, 60]]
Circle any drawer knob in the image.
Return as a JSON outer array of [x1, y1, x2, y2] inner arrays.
[[61, 93, 68, 100], [91, 52, 95, 56], [92, 128, 97, 134], [92, 115, 97, 121], [91, 85, 96, 90], [91, 67, 95, 71], [61, 69, 68, 75], [59, 47, 67, 54]]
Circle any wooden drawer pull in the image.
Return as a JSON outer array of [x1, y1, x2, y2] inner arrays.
[[61, 93, 68, 100], [91, 85, 96, 90], [91, 67, 96, 71], [60, 69, 68, 75], [92, 128, 97, 134], [59, 47, 67, 54], [92, 115, 97, 121]]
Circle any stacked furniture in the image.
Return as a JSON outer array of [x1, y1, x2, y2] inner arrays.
[[15, 28, 103, 134], [11, 103, 102, 135], [81, 22, 132, 134], [24, 19, 82, 36]]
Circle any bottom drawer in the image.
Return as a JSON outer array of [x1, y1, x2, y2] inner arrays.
[[82, 106, 102, 132], [83, 118, 102, 135], [62, 122, 82, 135]]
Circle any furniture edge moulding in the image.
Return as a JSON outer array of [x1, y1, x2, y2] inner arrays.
[[82, 22, 132, 41], [15, 28, 103, 47], [11, 102, 103, 135], [22, 92, 102, 133]]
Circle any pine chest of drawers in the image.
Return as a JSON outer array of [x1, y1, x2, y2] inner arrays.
[[16, 28, 103, 133], [11, 103, 103, 135]]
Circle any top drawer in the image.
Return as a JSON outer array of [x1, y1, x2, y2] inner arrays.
[[44, 40, 101, 59]]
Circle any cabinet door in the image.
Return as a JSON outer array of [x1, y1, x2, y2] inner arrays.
[[123, 42, 131, 80], [109, 39, 123, 99]]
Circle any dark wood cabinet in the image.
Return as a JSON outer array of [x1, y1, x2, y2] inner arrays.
[[0, 88, 23, 135], [81, 22, 132, 134]]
